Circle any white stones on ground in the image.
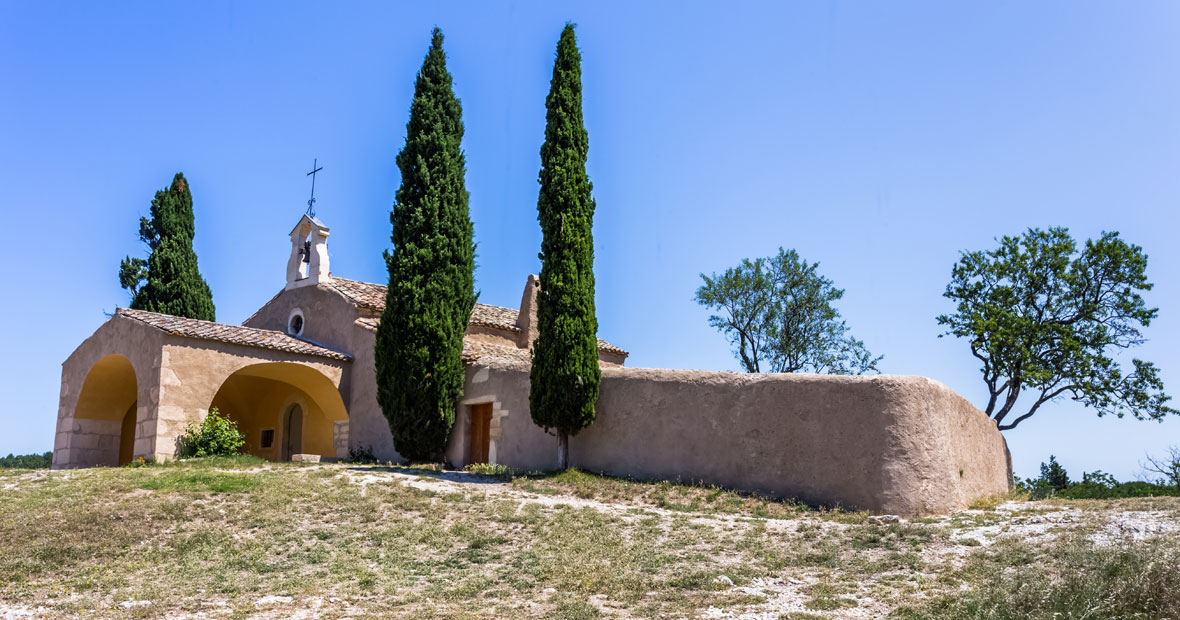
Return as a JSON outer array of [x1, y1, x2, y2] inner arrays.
[[117, 601, 151, 609], [868, 514, 900, 525], [712, 575, 734, 588], [255, 595, 294, 606]]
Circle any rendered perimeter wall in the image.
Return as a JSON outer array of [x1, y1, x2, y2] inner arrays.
[[447, 362, 1012, 516]]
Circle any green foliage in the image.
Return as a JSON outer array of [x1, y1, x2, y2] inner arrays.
[[1015, 453, 1179, 499], [175, 407, 245, 459], [346, 444, 378, 464], [375, 28, 476, 462], [938, 227, 1174, 430], [1040, 455, 1070, 491], [0, 452, 52, 469], [463, 462, 511, 477], [696, 247, 881, 374], [529, 24, 601, 467], [119, 173, 215, 320]]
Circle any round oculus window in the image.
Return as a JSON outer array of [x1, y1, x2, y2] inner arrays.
[[288, 312, 304, 336]]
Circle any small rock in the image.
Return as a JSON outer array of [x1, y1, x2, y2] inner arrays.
[[118, 601, 150, 609], [712, 575, 734, 587], [788, 578, 805, 585], [868, 515, 900, 525]]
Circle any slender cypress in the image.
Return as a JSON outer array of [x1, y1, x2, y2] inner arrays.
[[376, 28, 476, 462], [118, 172, 215, 321], [529, 24, 601, 470]]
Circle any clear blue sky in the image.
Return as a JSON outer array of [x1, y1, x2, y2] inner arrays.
[[2, 1, 1177, 480]]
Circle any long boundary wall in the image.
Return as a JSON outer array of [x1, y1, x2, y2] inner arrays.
[[449, 362, 1011, 516]]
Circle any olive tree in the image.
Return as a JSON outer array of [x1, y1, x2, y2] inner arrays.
[[938, 227, 1175, 430]]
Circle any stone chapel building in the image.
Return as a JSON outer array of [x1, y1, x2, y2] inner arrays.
[[54, 215, 1012, 516]]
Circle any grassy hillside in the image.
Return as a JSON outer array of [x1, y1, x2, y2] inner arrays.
[[1, 458, 1177, 619]]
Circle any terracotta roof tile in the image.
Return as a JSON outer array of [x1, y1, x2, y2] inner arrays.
[[118, 308, 351, 361], [335, 276, 626, 358], [325, 277, 387, 311], [461, 340, 532, 365], [469, 303, 521, 332]]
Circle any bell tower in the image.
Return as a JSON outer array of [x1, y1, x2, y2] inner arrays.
[[286, 215, 331, 290]]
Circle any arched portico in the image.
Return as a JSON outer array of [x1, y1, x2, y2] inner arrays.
[[208, 362, 348, 461], [69, 354, 140, 466]]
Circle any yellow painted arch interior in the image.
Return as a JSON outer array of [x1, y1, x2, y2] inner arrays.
[[209, 362, 347, 461]]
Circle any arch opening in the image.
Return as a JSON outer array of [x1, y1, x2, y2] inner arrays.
[[73, 354, 139, 466], [208, 362, 347, 462]]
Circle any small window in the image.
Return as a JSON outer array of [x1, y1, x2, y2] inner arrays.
[[288, 308, 305, 337], [260, 429, 275, 449]]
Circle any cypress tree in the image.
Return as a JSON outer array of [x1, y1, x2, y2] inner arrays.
[[118, 172, 215, 321], [529, 25, 601, 470], [375, 28, 476, 462]]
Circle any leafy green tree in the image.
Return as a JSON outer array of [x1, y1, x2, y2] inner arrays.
[[529, 24, 601, 470], [696, 248, 881, 374], [118, 173, 215, 320], [1040, 455, 1071, 491], [0, 452, 52, 469], [376, 28, 476, 462], [938, 227, 1174, 430]]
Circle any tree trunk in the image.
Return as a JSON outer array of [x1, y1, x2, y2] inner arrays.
[[557, 430, 569, 471]]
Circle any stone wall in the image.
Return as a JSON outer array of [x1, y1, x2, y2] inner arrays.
[[447, 361, 1011, 516], [53, 315, 165, 469]]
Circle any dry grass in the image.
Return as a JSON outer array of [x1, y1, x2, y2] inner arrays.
[[1, 460, 1178, 619]]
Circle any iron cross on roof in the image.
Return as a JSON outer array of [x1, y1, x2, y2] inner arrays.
[[305, 159, 323, 217]]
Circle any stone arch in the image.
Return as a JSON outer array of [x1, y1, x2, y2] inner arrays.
[[72, 354, 139, 466], [207, 362, 348, 461]]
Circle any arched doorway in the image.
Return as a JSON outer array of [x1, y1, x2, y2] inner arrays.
[[73, 354, 138, 466], [208, 362, 347, 462], [282, 404, 303, 461]]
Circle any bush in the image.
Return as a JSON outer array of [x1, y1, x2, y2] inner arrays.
[[463, 462, 511, 477], [0, 452, 52, 469], [175, 408, 244, 458], [1017, 456, 1180, 499], [346, 444, 378, 464]]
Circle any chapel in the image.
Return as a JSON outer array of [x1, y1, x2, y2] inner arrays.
[[52, 214, 626, 470], [54, 215, 1012, 516]]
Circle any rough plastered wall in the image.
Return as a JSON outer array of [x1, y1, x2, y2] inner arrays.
[[53, 315, 165, 469], [348, 325, 402, 462], [447, 361, 552, 470], [449, 362, 1010, 516], [243, 283, 359, 355]]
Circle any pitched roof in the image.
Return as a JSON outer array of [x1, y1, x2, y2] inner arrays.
[[330, 277, 626, 357], [118, 308, 351, 361], [329, 277, 522, 334]]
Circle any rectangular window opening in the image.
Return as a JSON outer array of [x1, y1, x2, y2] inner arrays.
[[260, 428, 275, 449]]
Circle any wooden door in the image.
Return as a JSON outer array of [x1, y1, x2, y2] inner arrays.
[[283, 404, 303, 461], [468, 403, 492, 464]]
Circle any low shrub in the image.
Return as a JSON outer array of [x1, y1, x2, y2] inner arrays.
[[0, 452, 52, 469], [346, 444, 378, 464], [463, 462, 511, 477], [175, 408, 245, 458]]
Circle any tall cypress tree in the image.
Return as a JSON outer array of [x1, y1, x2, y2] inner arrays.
[[376, 28, 476, 462], [529, 25, 601, 470], [118, 172, 215, 321]]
